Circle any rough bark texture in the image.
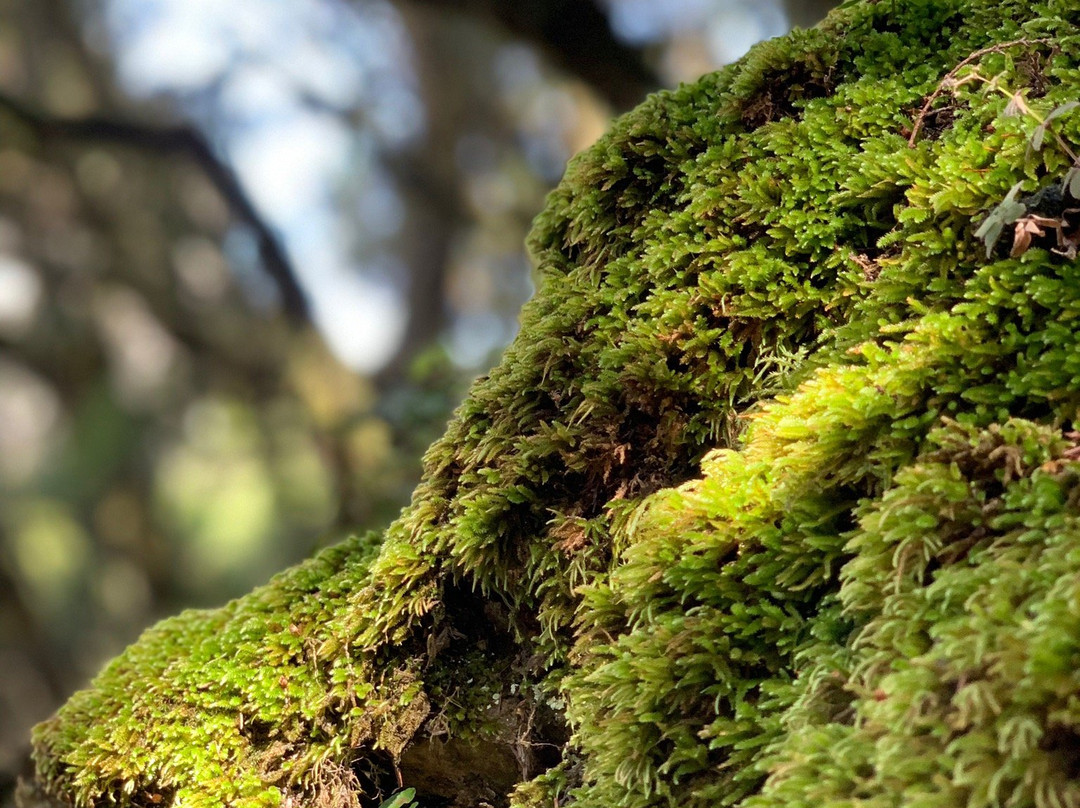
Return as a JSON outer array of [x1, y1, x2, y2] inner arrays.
[[23, 1, 1080, 807]]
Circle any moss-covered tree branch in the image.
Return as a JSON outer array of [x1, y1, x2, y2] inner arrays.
[[21, 1, 1080, 807]]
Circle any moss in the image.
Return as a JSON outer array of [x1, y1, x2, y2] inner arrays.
[[24, 1, 1080, 807]]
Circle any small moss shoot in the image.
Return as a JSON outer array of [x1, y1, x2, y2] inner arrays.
[[23, 1, 1080, 807]]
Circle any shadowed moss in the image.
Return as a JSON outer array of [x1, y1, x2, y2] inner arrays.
[[24, 1, 1080, 807]]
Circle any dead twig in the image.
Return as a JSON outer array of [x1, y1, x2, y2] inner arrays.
[[908, 37, 1053, 147]]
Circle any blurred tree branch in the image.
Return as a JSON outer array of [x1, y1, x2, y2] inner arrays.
[[782, 0, 839, 29], [403, 0, 661, 110], [0, 91, 312, 324], [0, 560, 62, 698]]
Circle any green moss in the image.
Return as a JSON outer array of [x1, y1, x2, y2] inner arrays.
[[25, 1, 1080, 806]]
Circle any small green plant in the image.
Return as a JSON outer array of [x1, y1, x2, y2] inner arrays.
[[973, 180, 1026, 257], [910, 40, 1080, 259], [377, 787, 417, 808], [1027, 98, 1080, 152], [972, 91, 1080, 258], [936, 69, 1080, 258]]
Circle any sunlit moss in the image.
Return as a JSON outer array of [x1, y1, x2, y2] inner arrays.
[[26, 1, 1080, 807]]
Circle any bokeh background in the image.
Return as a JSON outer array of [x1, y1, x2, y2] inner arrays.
[[0, 0, 838, 799]]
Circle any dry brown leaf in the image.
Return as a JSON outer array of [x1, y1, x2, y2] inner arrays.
[[1010, 214, 1064, 256]]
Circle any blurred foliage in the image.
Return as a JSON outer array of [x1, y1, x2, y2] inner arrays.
[[0, 0, 837, 799]]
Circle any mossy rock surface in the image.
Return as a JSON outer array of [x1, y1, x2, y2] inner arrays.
[[24, 1, 1080, 807]]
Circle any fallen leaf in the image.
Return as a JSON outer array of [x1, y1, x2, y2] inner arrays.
[[1010, 214, 1062, 256]]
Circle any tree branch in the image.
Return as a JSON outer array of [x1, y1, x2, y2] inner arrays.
[[0, 91, 311, 324], [782, 0, 840, 29], [402, 0, 661, 110]]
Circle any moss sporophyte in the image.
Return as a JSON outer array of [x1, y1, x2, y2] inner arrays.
[[21, 1, 1080, 807]]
